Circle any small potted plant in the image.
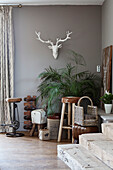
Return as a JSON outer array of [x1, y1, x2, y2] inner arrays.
[[100, 90, 113, 114]]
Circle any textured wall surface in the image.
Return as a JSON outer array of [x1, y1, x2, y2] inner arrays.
[[102, 0, 113, 49], [102, 0, 113, 96], [13, 6, 101, 130]]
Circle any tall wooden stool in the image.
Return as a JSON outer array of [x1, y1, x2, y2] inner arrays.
[[5, 98, 24, 137], [58, 97, 80, 143]]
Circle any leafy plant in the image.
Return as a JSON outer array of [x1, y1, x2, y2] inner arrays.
[[37, 50, 101, 115], [100, 91, 113, 104]]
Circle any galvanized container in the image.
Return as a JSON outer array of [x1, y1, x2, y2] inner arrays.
[[39, 129, 50, 140], [47, 118, 60, 140]]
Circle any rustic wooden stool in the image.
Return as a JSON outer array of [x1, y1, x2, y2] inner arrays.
[[29, 109, 47, 137], [5, 98, 24, 137], [29, 123, 46, 137], [57, 97, 80, 143]]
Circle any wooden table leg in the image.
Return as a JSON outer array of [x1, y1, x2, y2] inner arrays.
[[72, 103, 75, 143], [29, 123, 36, 137], [58, 103, 66, 142], [68, 103, 71, 140]]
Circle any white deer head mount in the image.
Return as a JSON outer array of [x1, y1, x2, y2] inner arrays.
[[35, 31, 72, 59]]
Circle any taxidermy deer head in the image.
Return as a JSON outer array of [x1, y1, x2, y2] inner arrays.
[[35, 31, 72, 59]]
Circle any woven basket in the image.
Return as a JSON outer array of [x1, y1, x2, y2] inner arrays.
[[74, 96, 98, 126]]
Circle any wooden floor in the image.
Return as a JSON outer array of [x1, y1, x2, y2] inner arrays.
[[0, 132, 70, 170]]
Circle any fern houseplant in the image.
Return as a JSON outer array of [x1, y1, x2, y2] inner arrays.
[[37, 50, 101, 116]]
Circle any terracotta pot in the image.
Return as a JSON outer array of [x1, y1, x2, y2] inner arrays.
[[47, 113, 61, 119]]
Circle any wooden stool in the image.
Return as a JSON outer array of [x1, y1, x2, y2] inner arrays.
[[5, 98, 24, 137], [29, 109, 47, 137], [29, 123, 46, 137], [57, 97, 80, 143], [7, 98, 22, 103]]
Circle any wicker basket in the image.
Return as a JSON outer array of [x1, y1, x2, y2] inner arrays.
[[74, 96, 98, 126]]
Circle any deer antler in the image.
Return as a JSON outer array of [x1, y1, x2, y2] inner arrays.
[[35, 32, 53, 46], [56, 31, 72, 45], [35, 31, 72, 59]]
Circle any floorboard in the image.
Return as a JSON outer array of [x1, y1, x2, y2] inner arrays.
[[0, 132, 70, 170]]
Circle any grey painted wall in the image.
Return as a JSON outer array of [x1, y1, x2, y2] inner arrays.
[[13, 6, 101, 130], [102, 0, 113, 49]]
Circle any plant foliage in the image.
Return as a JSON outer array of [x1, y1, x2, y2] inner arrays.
[[100, 91, 113, 104], [37, 50, 101, 115]]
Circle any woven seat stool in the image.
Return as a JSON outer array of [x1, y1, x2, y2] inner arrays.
[[57, 97, 80, 143]]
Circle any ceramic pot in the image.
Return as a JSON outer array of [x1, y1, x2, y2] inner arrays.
[[104, 104, 112, 114]]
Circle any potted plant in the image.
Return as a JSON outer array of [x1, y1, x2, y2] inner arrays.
[[37, 50, 101, 116], [100, 90, 113, 114]]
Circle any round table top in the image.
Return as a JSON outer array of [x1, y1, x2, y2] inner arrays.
[[62, 97, 80, 103], [6, 98, 22, 103]]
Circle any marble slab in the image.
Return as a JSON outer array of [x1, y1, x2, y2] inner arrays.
[[79, 133, 113, 169], [57, 144, 111, 170], [101, 115, 113, 121], [102, 123, 113, 140]]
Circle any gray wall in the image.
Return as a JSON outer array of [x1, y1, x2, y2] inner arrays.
[[13, 6, 101, 130], [102, 0, 113, 49]]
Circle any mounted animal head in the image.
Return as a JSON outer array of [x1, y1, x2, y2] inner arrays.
[[35, 31, 72, 59]]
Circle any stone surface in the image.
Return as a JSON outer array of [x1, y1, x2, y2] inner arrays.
[[102, 123, 113, 140], [79, 133, 113, 169], [79, 133, 111, 149], [101, 115, 113, 122], [57, 144, 111, 170]]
